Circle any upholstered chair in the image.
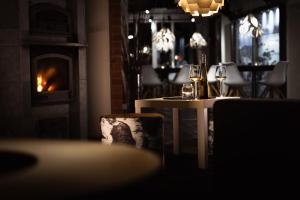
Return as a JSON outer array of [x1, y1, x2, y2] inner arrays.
[[100, 113, 164, 165], [213, 99, 300, 195]]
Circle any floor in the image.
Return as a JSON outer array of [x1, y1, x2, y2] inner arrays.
[[128, 108, 214, 196], [82, 138, 213, 198], [152, 151, 213, 195], [89, 151, 214, 198]]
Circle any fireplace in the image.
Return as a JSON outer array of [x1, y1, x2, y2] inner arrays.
[[31, 52, 74, 105], [0, 0, 87, 139]]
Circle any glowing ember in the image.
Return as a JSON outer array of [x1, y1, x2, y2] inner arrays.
[[47, 84, 56, 92]]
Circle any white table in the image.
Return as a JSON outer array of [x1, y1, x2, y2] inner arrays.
[[135, 97, 238, 169], [0, 140, 161, 199]]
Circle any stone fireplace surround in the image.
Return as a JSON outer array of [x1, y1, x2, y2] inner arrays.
[[0, 0, 87, 139]]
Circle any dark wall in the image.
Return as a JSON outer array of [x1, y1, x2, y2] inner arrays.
[[0, 0, 19, 29], [0, 0, 24, 137]]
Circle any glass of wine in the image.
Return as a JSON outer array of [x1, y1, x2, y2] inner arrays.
[[181, 83, 194, 99], [189, 64, 203, 99], [215, 64, 227, 97]]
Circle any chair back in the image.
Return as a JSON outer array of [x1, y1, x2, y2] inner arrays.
[[141, 65, 162, 86], [222, 62, 247, 85], [265, 61, 288, 86], [207, 65, 218, 83], [172, 65, 191, 84], [213, 99, 300, 194]]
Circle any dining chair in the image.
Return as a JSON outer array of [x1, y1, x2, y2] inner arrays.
[[207, 65, 220, 97], [169, 65, 191, 96], [222, 62, 250, 97], [141, 65, 163, 98], [257, 61, 288, 99], [213, 99, 300, 195]]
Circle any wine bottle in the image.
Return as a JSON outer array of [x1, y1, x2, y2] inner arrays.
[[200, 53, 209, 99]]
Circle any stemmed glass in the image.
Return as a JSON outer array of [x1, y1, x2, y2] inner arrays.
[[189, 64, 203, 99], [215, 64, 227, 97]]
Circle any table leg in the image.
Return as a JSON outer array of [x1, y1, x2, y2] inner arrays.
[[135, 103, 141, 113], [252, 71, 257, 97], [197, 107, 208, 169], [172, 108, 180, 155]]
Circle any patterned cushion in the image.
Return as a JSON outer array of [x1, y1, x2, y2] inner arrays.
[[100, 113, 164, 152]]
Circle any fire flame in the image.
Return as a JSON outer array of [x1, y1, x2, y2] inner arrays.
[[36, 67, 57, 93], [37, 75, 43, 92]]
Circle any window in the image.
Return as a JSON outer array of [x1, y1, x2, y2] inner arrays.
[[258, 7, 280, 65], [235, 7, 280, 65]]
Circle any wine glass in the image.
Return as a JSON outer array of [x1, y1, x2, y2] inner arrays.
[[215, 64, 227, 97], [189, 64, 203, 99]]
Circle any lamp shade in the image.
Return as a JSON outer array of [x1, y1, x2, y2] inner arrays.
[[152, 28, 175, 52], [189, 32, 207, 48], [178, 0, 224, 17], [239, 14, 263, 38]]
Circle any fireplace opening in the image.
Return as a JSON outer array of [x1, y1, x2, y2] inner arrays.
[[36, 57, 69, 93], [32, 53, 73, 105]]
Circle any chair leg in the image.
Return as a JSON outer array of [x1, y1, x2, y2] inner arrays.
[[226, 86, 246, 97], [238, 87, 247, 97], [236, 89, 240, 97], [176, 85, 181, 96], [273, 87, 286, 99], [270, 89, 274, 98], [228, 87, 237, 97], [158, 86, 161, 97], [259, 87, 268, 98], [212, 84, 220, 96], [154, 86, 161, 97], [208, 83, 219, 97], [228, 88, 234, 97], [143, 87, 150, 98], [169, 84, 173, 96], [225, 86, 231, 96], [261, 86, 286, 99]]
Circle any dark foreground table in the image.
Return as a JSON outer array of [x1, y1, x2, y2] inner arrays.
[[0, 140, 161, 199]]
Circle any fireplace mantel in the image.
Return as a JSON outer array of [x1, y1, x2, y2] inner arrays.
[[23, 40, 88, 48]]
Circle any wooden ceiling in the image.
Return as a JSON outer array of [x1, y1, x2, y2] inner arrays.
[[128, 0, 178, 13]]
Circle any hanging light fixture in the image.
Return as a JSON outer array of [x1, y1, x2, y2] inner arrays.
[[239, 14, 263, 38], [189, 32, 207, 48], [178, 0, 224, 17], [152, 27, 175, 52]]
